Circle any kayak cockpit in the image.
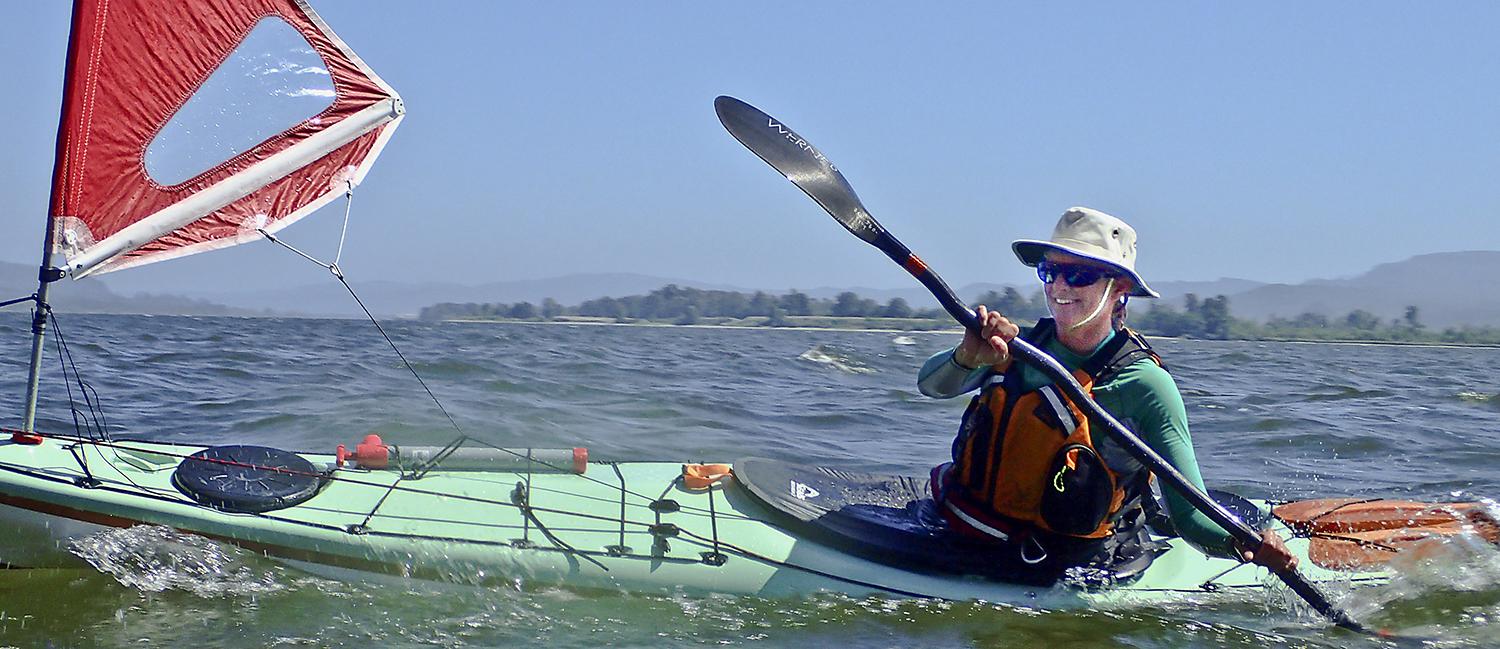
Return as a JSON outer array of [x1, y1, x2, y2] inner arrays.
[[732, 457, 1162, 587]]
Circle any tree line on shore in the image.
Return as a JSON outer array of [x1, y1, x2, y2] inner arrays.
[[420, 285, 998, 325], [420, 284, 1500, 344]]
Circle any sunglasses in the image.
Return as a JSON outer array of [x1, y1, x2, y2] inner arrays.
[[1036, 261, 1118, 288]]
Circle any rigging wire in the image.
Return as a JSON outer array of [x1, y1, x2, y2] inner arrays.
[[255, 190, 468, 441], [0, 294, 38, 310], [48, 310, 110, 443], [253, 191, 679, 503], [33, 305, 110, 483]]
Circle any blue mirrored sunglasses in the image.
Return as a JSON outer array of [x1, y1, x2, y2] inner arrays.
[[1036, 261, 1118, 287]]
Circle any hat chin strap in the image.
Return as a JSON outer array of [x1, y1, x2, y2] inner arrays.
[[1063, 277, 1114, 333]]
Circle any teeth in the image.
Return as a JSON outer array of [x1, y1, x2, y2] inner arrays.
[[1054, 298, 1074, 305]]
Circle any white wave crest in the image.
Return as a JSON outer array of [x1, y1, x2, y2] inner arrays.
[[797, 345, 874, 374], [69, 525, 290, 597]]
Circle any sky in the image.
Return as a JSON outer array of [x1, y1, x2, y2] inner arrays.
[[2, 1, 1498, 298]]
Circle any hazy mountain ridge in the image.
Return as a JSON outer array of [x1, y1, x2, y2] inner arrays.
[[2, 252, 1497, 327], [0, 261, 258, 316], [1209, 251, 1500, 328]]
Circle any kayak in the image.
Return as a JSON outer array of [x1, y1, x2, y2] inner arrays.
[[0, 433, 1419, 606]]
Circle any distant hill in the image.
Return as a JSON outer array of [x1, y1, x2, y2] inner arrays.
[[1151, 278, 1269, 302], [1207, 251, 1500, 328], [0, 261, 254, 316]]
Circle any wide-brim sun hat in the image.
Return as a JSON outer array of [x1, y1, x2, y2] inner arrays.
[[1011, 207, 1160, 298]]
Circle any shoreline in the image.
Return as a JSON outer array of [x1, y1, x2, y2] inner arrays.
[[440, 317, 1500, 349], [443, 317, 965, 335]]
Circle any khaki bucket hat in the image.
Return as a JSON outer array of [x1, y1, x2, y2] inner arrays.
[[1011, 207, 1159, 298]]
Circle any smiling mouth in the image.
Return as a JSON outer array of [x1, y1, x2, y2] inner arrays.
[[1053, 298, 1076, 305]]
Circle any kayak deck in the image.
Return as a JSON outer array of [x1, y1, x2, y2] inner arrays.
[[0, 435, 1390, 605]]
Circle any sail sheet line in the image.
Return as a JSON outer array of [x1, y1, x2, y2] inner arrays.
[[258, 229, 334, 273], [252, 192, 469, 443], [333, 180, 353, 267], [332, 272, 469, 439]]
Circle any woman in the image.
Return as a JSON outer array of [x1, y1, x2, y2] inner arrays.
[[918, 207, 1293, 584]]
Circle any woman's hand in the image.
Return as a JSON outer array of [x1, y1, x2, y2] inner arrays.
[[1237, 529, 1299, 573], [954, 305, 1020, 369]]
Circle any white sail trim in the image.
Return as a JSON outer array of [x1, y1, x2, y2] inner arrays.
[[65, 97, 403, 278]]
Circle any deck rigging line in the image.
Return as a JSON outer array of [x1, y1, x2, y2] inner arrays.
[[0, 428, 1315, 601], [48, 310, 110, 444], [0, 429, 730, 547], [606, 463, 631, 555], [251, 188, 676, 501]]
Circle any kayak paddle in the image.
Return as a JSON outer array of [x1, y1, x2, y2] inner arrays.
[[713, 95, 1374, 634]]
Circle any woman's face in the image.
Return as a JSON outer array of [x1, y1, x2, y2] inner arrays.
[[1040, 250, 1129, 331]]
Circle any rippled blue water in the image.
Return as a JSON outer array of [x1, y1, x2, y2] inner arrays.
[[0, 313, 1495, 647]]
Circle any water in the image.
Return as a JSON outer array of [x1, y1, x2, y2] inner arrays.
[[0, 313, 1496, 647]]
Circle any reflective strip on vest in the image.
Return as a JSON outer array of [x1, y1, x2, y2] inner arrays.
[[944, 499, 1012, 542], [1037, 385, 1078, 435]]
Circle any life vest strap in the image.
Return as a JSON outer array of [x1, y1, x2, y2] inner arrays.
[[943, 499, 1013, 542]]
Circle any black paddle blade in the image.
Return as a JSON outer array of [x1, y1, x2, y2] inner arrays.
[[714, 96, 886, 245]]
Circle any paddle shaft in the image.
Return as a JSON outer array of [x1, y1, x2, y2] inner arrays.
[[715, 95, 1368, 633]]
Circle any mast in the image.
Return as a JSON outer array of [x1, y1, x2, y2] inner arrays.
[[13, 0, 83, 445], [14, 0, 404, 443], [16, 225, 61, 444]]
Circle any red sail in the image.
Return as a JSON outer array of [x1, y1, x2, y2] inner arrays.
[[48, 0, 403, 276]]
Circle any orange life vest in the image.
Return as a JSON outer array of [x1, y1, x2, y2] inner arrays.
[[947, 319, 1163, 540]]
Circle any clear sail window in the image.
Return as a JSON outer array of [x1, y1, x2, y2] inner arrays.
[[143, 16, 335, 186]]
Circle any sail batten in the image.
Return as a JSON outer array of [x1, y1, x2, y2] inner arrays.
[[49, 0, 403, 277]]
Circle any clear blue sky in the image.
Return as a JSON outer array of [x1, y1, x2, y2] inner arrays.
[[3, 2, 1498, 296]]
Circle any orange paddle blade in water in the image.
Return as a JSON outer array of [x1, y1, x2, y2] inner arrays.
[[1274, 498, 1500, 569]]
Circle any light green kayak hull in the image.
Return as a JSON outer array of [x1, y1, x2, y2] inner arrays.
[[0, 436, 1386, 606]]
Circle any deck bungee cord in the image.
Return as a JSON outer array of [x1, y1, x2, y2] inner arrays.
[[0, 426, 958, 597], [0, 428, 748, 551], [0, 420, 1400, 597], [5, 412, 1303, 599]]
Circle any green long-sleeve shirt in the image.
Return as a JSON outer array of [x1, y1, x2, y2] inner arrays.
[[917, 331, 1237, 558]]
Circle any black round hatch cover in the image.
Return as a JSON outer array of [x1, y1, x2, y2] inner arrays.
[[172, 445, 323, 513]]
